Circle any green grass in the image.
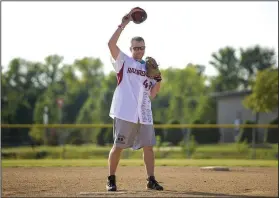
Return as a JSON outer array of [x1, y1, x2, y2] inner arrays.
[[2, 159, 278, 168], [2, 143, 278, 160], [2, 144, 112, 153]]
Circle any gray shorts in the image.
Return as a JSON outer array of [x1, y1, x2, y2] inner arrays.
[[113, 117, 156, 150]]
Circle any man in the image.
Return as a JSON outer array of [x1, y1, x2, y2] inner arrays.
[[234, 112, 242, 142], [106, 10, 163, 192]]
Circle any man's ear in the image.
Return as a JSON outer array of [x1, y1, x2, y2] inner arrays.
[[130, 47, 132, 52]]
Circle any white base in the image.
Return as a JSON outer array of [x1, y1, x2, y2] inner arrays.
[[200, 166, 230, 171]]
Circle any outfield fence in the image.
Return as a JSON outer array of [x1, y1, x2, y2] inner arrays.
[[1, 124, 278, 160]]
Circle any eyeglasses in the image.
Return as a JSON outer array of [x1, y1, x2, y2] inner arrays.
[[132, 46, 146, 51]]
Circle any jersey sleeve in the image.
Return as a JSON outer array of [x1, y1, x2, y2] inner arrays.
[[110, 50, 130, 73]]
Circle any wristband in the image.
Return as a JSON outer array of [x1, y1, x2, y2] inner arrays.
[[118, 25, 125, 30]]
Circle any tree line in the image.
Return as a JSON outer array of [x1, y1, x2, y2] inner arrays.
[[1, 45, 278, 146]]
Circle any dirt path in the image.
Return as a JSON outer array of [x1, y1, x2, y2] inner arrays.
[[2, 166, 278, 197]]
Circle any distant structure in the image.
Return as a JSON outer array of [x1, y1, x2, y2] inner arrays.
[[212, 90, 278, 142]]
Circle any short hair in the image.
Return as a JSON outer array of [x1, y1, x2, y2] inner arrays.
[[131, 36, 145, 44]]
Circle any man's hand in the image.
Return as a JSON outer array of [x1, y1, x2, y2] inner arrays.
[[121, 13, 132, 28]]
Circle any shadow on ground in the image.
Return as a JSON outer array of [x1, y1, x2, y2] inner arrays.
[[80, 190, 276, 198], [163, 190, 276, 198]]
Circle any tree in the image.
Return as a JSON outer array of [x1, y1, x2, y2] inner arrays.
[[239, 45, 276, 89], [186, 63, 206, 76], [209, 46, 242, 92], [243, 67, 278, 114], [209, 45, 276, 92], [1, 58, 48, 146], [165, 66, 208, 124], [242, 67, 278, 144], [164, 120, 184, 145]]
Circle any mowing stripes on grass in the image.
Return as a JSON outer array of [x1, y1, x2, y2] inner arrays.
[[2, 159, 278, 168]]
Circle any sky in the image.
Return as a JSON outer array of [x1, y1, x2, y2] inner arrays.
[[2, 1, 278, 76]]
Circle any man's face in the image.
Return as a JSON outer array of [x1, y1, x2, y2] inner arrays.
[[130, 40, 145, 60]]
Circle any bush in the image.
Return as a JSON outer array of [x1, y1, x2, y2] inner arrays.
[[94, 128, 107, 146], [236, 139, 249, 154], [180, 134, 197, 158], [156, 136, 162, 150], [66, 129, 84, 146], [238, 120, 259, 143], [29, 127, 44, 145], [154, 120, 165, 142], [265, 117, 278, 143], [104, 128, 114, 145], [94, 127, 115, 146], [164, 120, 184, 145], [48, 129, 60, 146], [191, 120, 220, 144]]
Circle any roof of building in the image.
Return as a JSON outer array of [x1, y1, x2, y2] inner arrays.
[[210, 90, 252, 98]]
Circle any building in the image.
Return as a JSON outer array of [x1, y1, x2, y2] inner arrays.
[[212, 90, 278, 143]]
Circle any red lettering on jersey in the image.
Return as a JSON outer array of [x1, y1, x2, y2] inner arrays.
[[117, 62, 125, 86]]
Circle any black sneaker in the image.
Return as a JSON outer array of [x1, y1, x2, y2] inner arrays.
[[106, 175, 117, 191], [146, 176, 163, 190]]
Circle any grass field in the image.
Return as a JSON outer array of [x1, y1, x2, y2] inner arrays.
[[2, 143, 278, 160], [2, 158, 278, 168]]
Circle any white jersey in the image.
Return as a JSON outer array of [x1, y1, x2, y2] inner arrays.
[[109, 50, 157, 125]]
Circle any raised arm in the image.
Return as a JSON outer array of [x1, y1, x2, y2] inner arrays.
[[108, 13, 132, 60]]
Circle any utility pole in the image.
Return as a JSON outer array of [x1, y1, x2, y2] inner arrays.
[[43, 106, 49, 145], [56, 98, 65, 159]]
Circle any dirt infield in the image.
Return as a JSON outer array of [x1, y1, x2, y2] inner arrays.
[[2, 166, 278, 197]]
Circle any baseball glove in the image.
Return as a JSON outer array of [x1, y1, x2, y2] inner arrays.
[[145, 56, 162, 82], [130, 7, 147, 24]]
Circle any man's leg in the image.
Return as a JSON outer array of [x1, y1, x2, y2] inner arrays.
[[134, 125, 163, 190], [108, 145, 123, 176], [106, 145, 122, 191], [106, 118, 138, 191], [143, 146, 155, 177], [142, 146, 162, 190]]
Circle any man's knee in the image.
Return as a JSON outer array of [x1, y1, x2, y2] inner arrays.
[[110, 145, 124, 154], [143, 146, 153, 153]]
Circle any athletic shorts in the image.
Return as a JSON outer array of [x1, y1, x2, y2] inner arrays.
[[113, 117, 156, 150]]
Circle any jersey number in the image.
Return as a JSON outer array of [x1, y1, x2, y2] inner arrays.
[[143, 79, 152, 90]]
